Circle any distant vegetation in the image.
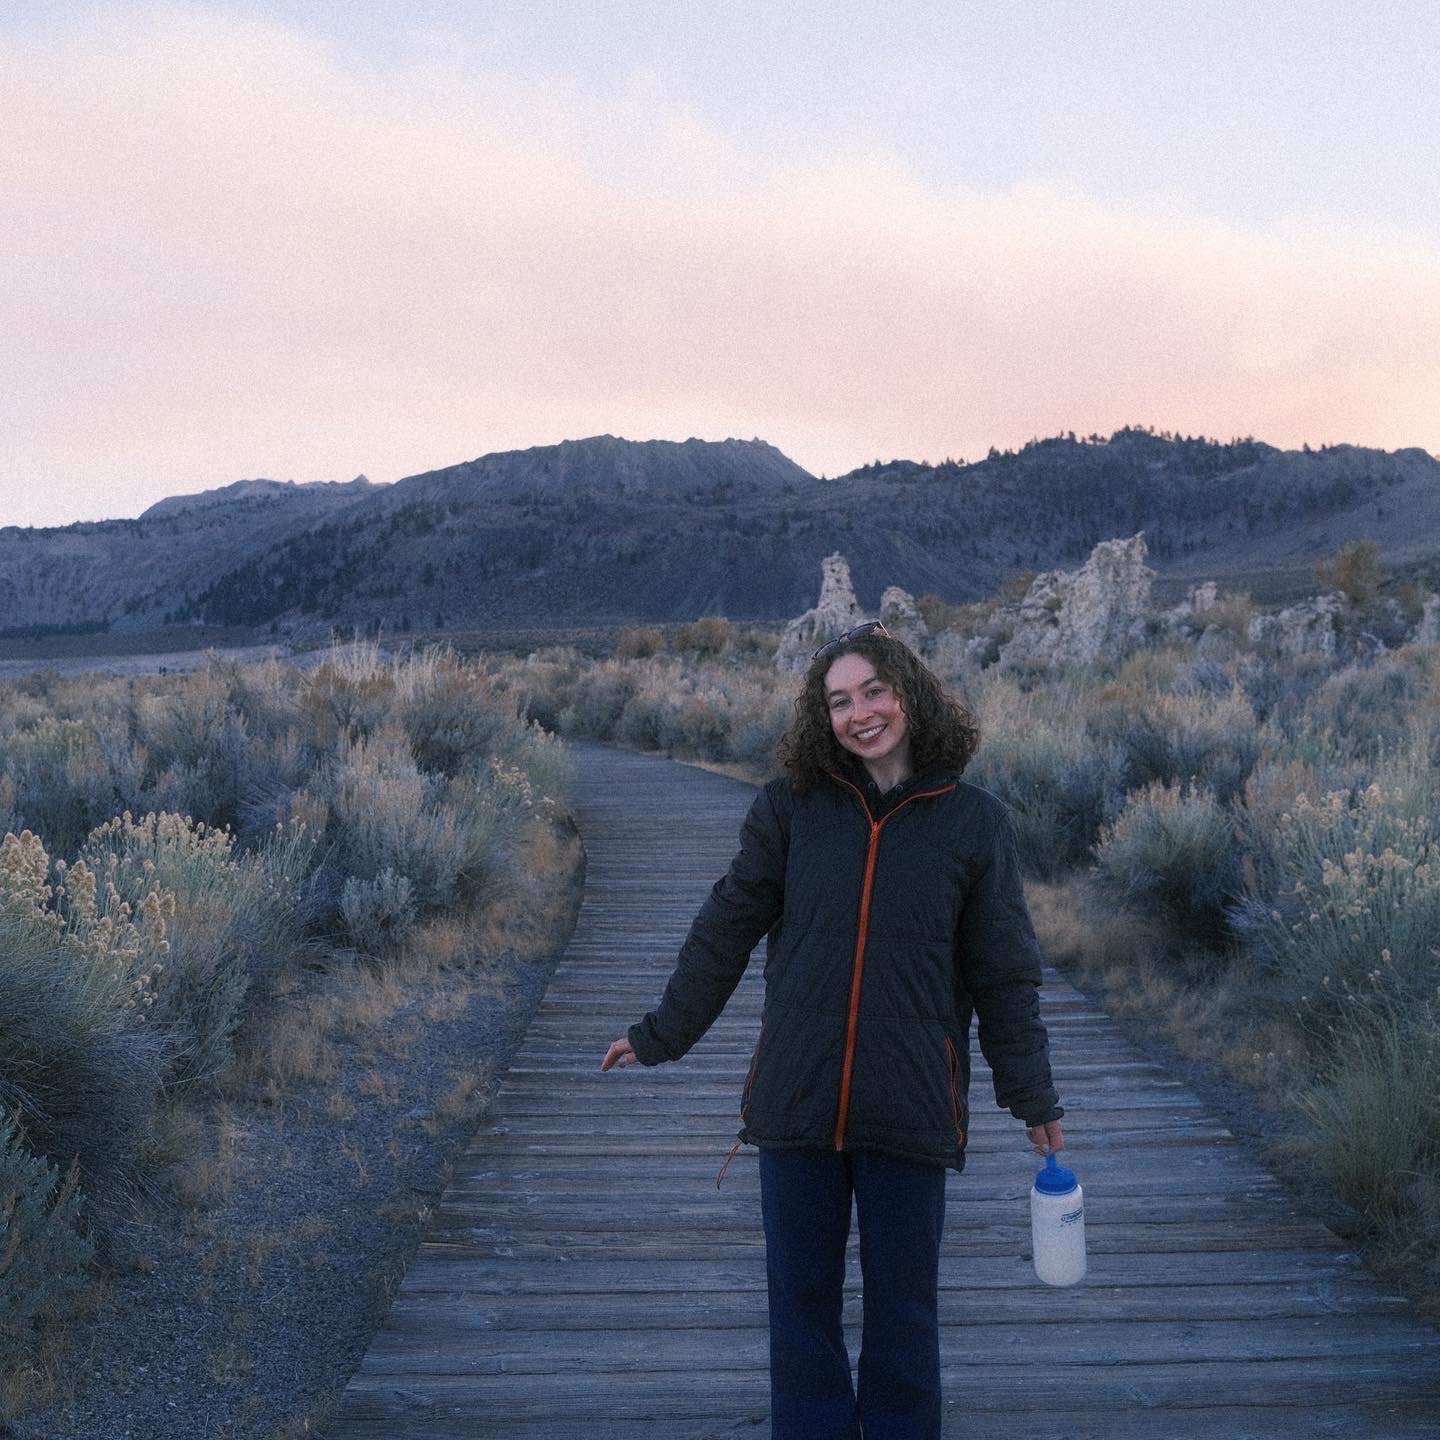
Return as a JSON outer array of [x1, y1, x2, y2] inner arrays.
[[0, 620, 110, 642], [486, 600, 1440, 1313], [0, 646, 573, 1390]]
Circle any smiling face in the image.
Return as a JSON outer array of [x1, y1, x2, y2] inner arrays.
[[824, 651, 912, 782]]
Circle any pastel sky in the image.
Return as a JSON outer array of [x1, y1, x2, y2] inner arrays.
[[4, 1, 1439, 528]]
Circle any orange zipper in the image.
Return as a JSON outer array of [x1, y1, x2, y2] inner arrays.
[[827, 774, 958, 1152]]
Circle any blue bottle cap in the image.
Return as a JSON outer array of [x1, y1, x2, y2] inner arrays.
[[1033, 1152, 1078, 1195]]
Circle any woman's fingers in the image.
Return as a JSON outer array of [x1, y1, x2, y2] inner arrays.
[[601, 1038, 636, 1071], [1028, 1120, 1065, 1155]]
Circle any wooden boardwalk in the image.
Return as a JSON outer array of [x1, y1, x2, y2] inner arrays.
[[327, 743, 1440, 1439]]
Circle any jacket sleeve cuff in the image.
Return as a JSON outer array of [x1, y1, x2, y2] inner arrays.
[[1014, 1102, 1065, 1126], [628, 1016, 670, 1066]]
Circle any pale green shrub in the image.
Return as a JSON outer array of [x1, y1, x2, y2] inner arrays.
[[659, 687, 737, 760], [322, 727, 461, 908], [76, 813, 315, 1084], [1299, 986, 1439, 1216], [0, 898, 168, 1233], [0, 1115, 94, 1372], [1232, 654, 1297, 725], [1302, 650, 1440, 762], [613, 687, 670, 751], [1171, 656, 1232, 698], [1084, 687, 1261, 803], [965, 732, 1126, 879], [339, 868, 416, 956], [555, 664, 638, 741], [4, 830, 170, 1016], [1093, 781, 1241, 947], [1191, 589, 1253, 640], [445, 757, 547, 898], [1230, 779, 1440, 1022], [303, 641, 399, 743], [729, 692, 794, 767], [133, 670, 261, 827], [511, 722, 571, 806], [3, 718, 122, 856], [398, 657, 519, 779], [490, 647, 587, 733]]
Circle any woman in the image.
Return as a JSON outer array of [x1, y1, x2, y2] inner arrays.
[[601, 622, 1065, 1440]]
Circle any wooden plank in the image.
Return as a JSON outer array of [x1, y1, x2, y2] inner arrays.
[[325, 741, 1440, 1440], [335, 1357, 1437, 1416], [380, 1279, 1416, 1329], [392, 1247, 1371, 1293], [357, 1314, 1440, 1374], [326, 1403, 1438, 1440]]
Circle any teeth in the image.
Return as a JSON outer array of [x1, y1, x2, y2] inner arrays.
[[855, 725, 884, 740]]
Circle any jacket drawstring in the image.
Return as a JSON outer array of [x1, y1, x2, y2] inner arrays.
[[715, 1139, 743, 1189]]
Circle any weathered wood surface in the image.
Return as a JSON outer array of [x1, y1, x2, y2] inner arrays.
[[326, 742, 1440, 1438]]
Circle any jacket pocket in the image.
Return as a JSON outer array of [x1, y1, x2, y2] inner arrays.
[[944, 1035, 967, 1147], [741, 1017, 766, 1121]]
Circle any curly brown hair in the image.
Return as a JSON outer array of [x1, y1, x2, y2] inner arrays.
[[777, 633, 980, 793]]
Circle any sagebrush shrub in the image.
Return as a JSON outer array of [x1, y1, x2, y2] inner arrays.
[[1084, 687, 1261, 803], [555, 664, 637, 741], [0, 907, 168, 1235], [1093, 781, 1242, 948], [339, 867, 416, 955], [965, 732, 1126, 879], [4, 718, 122, 857], [729, 693, 793, 768], [1229, 782, 1440, 1018], [77, 812, 314, 1083], [1299, 988, 1439, 1216], [0, 1115, 94, 1372], [1302, 650, 1439, 762]]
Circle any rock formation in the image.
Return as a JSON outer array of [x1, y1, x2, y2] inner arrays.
[[1247, 593, 1343, 658], [878, 586, 930, 653], [774, 553, 869, 671], [1416, 594, 1440, 646], [998, 534, 1154, 670]]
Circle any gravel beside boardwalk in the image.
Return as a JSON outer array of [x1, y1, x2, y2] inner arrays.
[[327, 742, 1440, 1439]]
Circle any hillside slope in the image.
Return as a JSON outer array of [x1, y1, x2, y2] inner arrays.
[[0, 478, 376, 634]]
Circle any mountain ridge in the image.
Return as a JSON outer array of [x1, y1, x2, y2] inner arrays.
[[138, 475, 378, 520], [2, 430, 1437, 640]]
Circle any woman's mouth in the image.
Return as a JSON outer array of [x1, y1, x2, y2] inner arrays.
[[853, 724, 885, 743]]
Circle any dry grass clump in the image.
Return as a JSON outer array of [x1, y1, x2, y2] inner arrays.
[[614, 626, 666, 659]]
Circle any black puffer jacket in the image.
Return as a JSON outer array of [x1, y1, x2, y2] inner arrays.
[[628, 763, 1063, 1171]]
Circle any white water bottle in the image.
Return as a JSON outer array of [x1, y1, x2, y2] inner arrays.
[[1030, 1152, 1086, 1286]]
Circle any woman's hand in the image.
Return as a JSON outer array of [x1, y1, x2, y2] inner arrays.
[[1027, 1119, 1065, 1156], [601, 1038, 638, 1071]]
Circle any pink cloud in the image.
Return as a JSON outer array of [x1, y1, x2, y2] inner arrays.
[[2, 6, 1437, 526]]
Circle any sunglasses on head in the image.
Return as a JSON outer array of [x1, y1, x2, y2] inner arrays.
[[811, 620, 892, 662]]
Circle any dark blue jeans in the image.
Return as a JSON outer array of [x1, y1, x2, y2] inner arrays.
[[758, 1146, 946, 1440]]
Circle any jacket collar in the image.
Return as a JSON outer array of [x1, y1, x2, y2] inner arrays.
[[829, 754, 958, 817]]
